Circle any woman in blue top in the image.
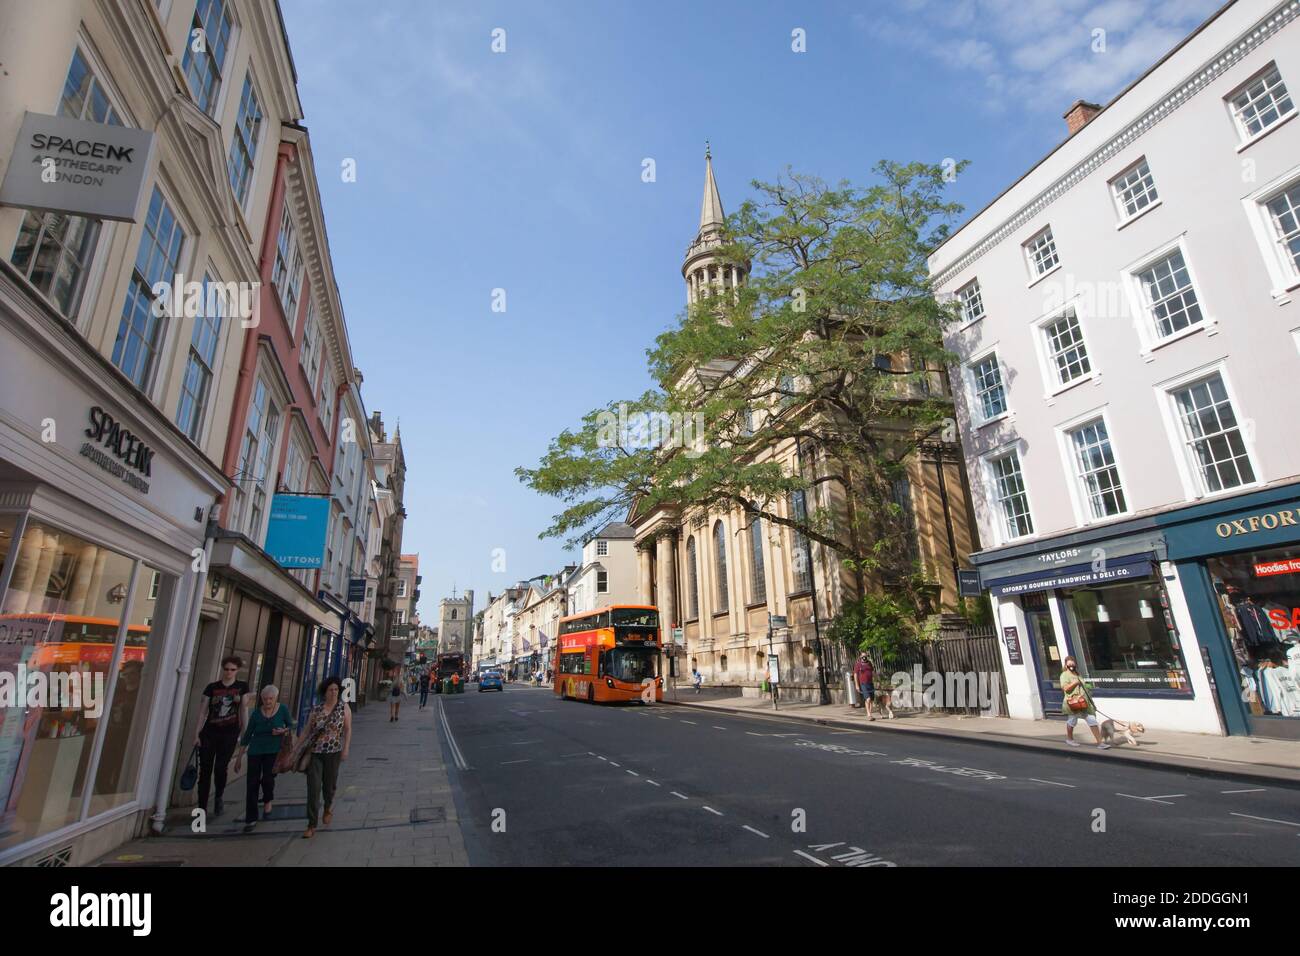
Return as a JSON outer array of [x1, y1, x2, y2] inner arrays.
[[234, 685, 292, 832]]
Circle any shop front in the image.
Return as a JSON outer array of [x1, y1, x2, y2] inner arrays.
[[1159, 483, 1300, 740], [976, 522, 1222, 735], [0, 266, 225, 866]]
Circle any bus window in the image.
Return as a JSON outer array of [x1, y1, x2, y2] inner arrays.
[[611, 608, 659, 628], [602, 646, 657, 683]]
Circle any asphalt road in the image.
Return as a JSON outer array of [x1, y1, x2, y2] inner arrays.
[[435, 683, 1300, 867]]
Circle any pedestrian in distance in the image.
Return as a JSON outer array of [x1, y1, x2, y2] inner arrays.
[[692, 667, 703, 694], [233, 684, 291, 833], [852, 653, 876, 718], [389, 675, 404, 721], [303, 676, 352, 839], [418, 669, 430, 709], [1061, 656, 1110, 749], [192, 655, 251, 817]]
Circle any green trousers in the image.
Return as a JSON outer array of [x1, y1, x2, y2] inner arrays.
[[306, 751, 342, 827]]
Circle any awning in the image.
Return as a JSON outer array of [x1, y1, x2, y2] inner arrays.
[[209, 532, 340, 631]]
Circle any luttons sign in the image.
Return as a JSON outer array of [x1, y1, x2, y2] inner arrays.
[[80, 405, 153, 494]]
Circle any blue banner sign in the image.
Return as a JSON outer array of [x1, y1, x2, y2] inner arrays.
[[264, 494, 331, 569]]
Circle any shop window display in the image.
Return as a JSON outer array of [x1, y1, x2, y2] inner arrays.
[[0, 521, 138, 852], [1063, 579, 1191, 693], [1207, 548, 1300, 718]]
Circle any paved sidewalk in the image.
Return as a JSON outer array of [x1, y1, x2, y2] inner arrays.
[[664, 692, 1300, 785], [92, 696, 468, 867]]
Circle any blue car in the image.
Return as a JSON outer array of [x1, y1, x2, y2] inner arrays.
[[478, 670, 504, 692]]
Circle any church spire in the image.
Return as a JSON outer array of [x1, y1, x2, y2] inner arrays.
[[699, 141, 724, 231], [682, 145, 748, 306]]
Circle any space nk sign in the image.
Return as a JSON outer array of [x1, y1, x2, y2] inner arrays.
[[0, 112, 155, 222]]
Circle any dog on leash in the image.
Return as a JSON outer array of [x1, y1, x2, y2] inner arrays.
[[1100, 718, 1145, 747]]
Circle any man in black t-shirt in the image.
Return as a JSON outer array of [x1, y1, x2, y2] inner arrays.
[[192, 656, 250, 817], [418, 670, 430, 708]]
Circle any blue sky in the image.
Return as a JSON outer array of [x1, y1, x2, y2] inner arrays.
[[278, 0, 1222, 622]]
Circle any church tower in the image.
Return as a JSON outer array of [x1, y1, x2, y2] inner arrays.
[[682, 144, 749, 305]]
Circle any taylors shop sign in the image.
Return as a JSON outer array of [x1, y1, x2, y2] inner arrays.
[[0, 112, 155, 222]]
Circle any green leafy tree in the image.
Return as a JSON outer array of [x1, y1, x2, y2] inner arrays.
[[518, 161, 967, 616]]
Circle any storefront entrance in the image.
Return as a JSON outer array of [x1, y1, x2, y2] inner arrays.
[[1022, 592, 1063, 713]]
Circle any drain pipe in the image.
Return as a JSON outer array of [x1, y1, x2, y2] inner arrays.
[[150, 520, 215, 834]]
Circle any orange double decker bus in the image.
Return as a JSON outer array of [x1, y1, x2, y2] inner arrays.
[[554, 604, 663, 703]]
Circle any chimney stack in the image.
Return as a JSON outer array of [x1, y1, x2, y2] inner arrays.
[[1064, 99, 1102, 136]]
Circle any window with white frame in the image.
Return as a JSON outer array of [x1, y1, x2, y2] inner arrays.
[[226, 71, 262, 208], [273, 204, 304, 331], [397, 578, 407, 597], [319, 362, 335, 433], [597, 569, 609, 593], [1136, 249, 1202, 339], [231, 377, 280, 539], [970, 352, 1007, 422], [596, 539, 608, 556], [394, 609, 406, 625], [10, 49, 121, 320], [182, 0, 233, 115], [1068, 419, 1127, 519], [175, 274, 224, 441], [113, 186, 185, 391], [957, 278, 986, 324], [1111, 159, 1159, 220], [1024, 227, 1059, 277], [989, 451, 1033, 540], [282, 438, 307, 493], [1264, 181, 1300, 278], [300, 299, 321, 386], [1228, 66, 1294, 140], [1042, 310, 1091, 386], [1169, 373, 1255, 494]]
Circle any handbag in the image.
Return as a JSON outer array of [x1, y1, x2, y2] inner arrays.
[[1066, 675, 1091, 712], [290, 702, 340, 774], [179, 745, 200, 791], [272, 709, 297, 774]]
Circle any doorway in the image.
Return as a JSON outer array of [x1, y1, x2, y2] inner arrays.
[[1022, 591, 1064, 713]]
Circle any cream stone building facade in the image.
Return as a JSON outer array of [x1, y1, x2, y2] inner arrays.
[[631, 153, 979, 698]]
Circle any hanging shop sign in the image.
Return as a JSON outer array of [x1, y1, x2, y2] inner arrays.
[[957, 569, 982, 597], [347, 578, 367, 602], [263, 494, 331, 569], [0, 112, 156, 222], [80, 405, 153, 494]]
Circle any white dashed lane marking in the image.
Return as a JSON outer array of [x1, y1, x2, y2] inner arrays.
[[794, 850, 828, 867], [742, 825, 769, 839], [1028, 778, 1076, 788], [1230, 812, 1300, 828], [626, 770, 639, 776], [670, 791, 688, 800], [681, 720, 698, 725], [1222, 788, 1267, 794], [1116, 793, 1184, 805], [703, 806, 724, 816], [645, 779, 661, 787]]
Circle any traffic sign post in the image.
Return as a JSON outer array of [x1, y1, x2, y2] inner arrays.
[[766, 614, 785, 711]]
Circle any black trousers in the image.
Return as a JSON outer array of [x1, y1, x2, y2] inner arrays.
[[419, 686, 429, 707], [197, 729, 239, 810], [245, 752, 278, 823]]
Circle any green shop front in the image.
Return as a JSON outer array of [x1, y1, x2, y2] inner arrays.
[[1158, 483, 1300, 740]]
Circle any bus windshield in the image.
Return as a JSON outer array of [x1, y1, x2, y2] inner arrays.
[[610, 608, 659, 628], [602, 646, 657, 683]]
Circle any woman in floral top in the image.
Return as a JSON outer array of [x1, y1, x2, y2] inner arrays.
[[303, 675, 352, 839]]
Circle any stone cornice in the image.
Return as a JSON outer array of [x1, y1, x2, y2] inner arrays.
[[931, 0, 1300, 289]]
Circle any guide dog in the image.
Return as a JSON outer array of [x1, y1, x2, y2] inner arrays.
[[1100, 718, 1145, 747]]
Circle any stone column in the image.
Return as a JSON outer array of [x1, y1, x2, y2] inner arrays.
[[655, 533, 677, 629], [637, 543, 654, 603]]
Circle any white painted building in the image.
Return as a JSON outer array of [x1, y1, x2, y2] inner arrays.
[[568, 521, 638, 616], [931, 0, 1300, 739]]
